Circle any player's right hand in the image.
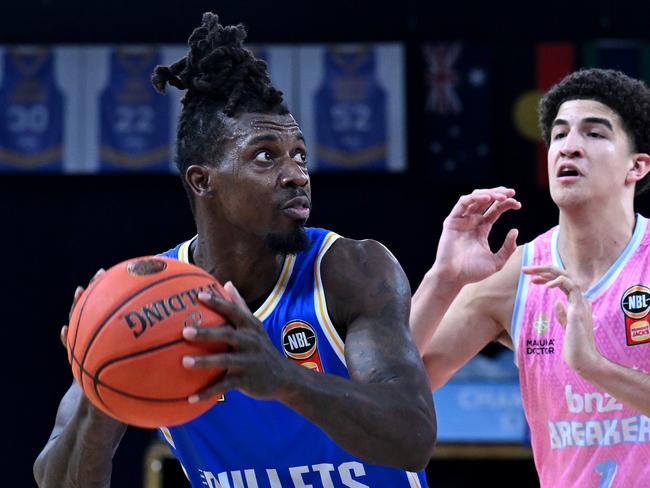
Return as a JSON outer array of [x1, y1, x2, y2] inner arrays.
[[433, 187, 521, 287], [60, 268, 105, 349]]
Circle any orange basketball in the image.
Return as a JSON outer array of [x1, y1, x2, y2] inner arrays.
[[67, 256, 229, 428]]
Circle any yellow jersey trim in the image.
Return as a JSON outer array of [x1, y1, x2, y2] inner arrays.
[[314, 231, 345, 364], [159, 426, 176, 449], [177, 235, 295, 322], [407, 471, 422, 488], [254, 254, 295, 321], [177, 236, 197, 264]]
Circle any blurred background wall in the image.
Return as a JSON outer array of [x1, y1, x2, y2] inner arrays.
[[5, 1, 650, 486]]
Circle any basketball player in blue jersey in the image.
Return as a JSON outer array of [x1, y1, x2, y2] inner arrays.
[[34, 13, 438, 488]]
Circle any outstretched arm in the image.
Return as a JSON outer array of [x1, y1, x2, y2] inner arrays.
[[182, 239, 436, 471], [524, 265, 650, 416], [411, 187, 520, 351]]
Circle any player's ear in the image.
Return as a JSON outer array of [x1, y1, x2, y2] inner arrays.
[[185, 164, 215, 198], [627, 153, 650, 186]]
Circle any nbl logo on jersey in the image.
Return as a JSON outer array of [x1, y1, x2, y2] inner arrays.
[[281, 320, 323, 372], [621, 285, 650, 346]]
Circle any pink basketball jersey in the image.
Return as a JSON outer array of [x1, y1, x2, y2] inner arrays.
[[512, 215, 650, 487]]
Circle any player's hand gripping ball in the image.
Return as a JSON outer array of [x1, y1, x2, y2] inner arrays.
[[67, 256, 229, 428]]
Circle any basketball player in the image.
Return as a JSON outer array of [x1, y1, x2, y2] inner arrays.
[[411, 68, 650, 487], [34, 13, 437, 488]]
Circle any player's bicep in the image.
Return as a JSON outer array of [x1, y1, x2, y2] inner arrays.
[[344, 312, 426, 385], [422, 284, 505, 389], [422, 249, 521, 389], [323, 239, 425, 384]]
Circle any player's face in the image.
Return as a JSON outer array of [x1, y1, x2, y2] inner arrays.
[[210, 112, 311, 252], [547, 99, 635, 209]]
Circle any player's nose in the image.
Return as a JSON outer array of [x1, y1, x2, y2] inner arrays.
[[279, 159, 309, 188], [559, 129, 585, 158]]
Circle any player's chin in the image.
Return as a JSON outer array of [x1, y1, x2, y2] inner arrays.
[[264, 226, 309, 255]]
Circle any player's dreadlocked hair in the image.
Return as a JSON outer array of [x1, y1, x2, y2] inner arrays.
[[151, 12, 289, 204], [539, 68, 650, 195]]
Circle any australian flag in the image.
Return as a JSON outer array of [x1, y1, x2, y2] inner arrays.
[[422, 42, 494, 185]]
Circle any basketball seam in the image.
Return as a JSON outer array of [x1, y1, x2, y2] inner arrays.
[[70, 338, 203, 404], [94, 337, 195, 403], [76, 271, 212, 385], [70, 274, 105, 383]]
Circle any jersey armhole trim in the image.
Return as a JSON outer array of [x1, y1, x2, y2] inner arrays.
[[511, 243, 532, 367], [314, 232, 346, 365]]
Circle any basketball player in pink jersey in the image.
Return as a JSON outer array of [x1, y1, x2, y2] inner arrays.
[[411, 68, 650, 487]]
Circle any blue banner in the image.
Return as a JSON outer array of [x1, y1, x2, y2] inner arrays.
[[0, 48, 64, 171], [99, 48, 171, 172], [314, 46, 388, 171]]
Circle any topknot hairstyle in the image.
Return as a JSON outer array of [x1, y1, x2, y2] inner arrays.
[[152, 12, 286, 116], [150, 13, 289, 205], [538, 68, 650, 195]]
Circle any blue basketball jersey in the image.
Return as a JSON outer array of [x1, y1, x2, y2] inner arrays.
[[157, 227, 427, 488], [314, 47, 387, 172], [99, 48, 171, 172], [0, 49, 63, 171]]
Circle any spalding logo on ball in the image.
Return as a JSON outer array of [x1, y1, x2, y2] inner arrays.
[[67, 256, 229, 428]]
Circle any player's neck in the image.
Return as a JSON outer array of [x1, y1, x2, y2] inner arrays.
[[191, 229, 285, 307], [557, 204, 637, 290]]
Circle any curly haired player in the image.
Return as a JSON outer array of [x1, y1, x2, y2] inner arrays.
[[412, 69, 650, 487]]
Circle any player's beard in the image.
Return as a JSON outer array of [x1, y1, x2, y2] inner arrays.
[[264, 226, 309, 255]]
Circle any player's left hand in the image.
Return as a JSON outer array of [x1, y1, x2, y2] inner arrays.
[[522, 265, 600, 373], [434, 187, 521, 287], [181, 281, 295, 402]]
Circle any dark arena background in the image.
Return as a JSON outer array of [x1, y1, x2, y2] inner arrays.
[[5, 1, 650, 486]]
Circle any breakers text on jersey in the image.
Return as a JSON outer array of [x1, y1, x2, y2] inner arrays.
[[547, 385, 650, 449], [199, 461, 370, 488]]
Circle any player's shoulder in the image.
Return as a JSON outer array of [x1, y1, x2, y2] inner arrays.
[[319, 235, 410, 327], [304, 227, 398, 267], [321, 235, 408, 306], [325, 235, 402, 272]]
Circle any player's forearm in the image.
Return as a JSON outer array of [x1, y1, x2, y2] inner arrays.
[[411, 266, 463, 351], [575, 353, 650, 417], [34, 400, 126, 488], [277, 364, 436, 471]]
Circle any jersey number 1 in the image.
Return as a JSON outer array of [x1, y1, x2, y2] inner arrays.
[[595, 459, 617, 488]]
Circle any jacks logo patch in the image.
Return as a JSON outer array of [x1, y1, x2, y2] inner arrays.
[[621, 285, 650, 346], [282, 320, 323, 372]]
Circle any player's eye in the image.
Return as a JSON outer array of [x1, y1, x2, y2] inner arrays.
[[254, 151, 272, 162], [293, 152, 307, 165]]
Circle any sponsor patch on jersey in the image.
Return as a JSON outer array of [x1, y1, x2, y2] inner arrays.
[[621, 285, 650, 346], [526, 313, 555, 355], [533, 313, 549, 336], [281, 320, 323, 372]]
